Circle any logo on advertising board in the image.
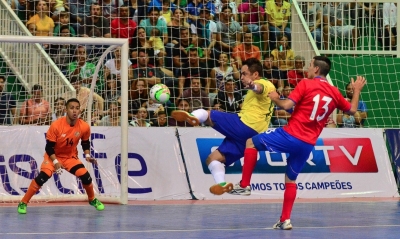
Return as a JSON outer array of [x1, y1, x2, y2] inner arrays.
[[196, 138, 378, 174]]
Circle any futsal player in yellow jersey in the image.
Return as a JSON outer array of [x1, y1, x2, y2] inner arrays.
[[17, 98, 104, 214], [172, 58, 276, 195]]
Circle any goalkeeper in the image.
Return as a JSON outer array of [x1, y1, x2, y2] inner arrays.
[[17, 98, 104, 214]]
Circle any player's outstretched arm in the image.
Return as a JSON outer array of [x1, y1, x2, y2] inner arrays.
[[268, 91, 295, 110], [347, 76, 366, 115]]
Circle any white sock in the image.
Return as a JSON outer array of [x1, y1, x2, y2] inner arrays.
[[191, 109, 208, 123], [208, 160, 225, 184]]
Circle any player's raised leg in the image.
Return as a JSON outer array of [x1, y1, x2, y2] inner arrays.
[[171, 109, 210, 126], [206, 151, 233, 195]]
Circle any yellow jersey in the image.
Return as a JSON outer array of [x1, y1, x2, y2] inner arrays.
[[238, 79, 276, 133]]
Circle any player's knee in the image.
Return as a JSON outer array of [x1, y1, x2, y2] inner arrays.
[[79, 172, 92, 185], [245, 138, 255, 148], [285, 171, 298, 182], [35, 171, 51, 186]]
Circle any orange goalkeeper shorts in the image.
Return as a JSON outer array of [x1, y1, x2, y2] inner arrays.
[[41, 156, 84, 177]]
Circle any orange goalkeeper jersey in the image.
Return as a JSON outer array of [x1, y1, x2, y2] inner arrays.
[[44, 117, 91, 160]]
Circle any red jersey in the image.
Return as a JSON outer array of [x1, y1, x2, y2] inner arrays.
[[44, 117, 91, 160], [287, 69, 307, 87], [111, 19, 137, 44], [283, 77, 351, 144]]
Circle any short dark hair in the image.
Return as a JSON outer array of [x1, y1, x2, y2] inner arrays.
[[157, 111, 166, 116], [31, 84, 43, 92], [243, 58, 263, 76], [138, 48, 149, 56], [313, 56, 331, 76], [221, 5, 233, 13], [148, 7, 160, 14], [263, 51, 273, 59], [54, 97, 65, 104], [66, 98, 80, 107], [189, 47, 198, 54]]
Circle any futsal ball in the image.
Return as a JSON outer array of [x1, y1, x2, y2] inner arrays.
[[150, 83, 170, 103]]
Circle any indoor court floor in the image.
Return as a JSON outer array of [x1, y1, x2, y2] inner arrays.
[[0, 198, 399, 239]]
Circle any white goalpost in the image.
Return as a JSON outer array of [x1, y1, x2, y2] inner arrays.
[[0, 36, 129, 204]]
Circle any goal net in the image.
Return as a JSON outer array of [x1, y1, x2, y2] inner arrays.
[[0, 32, 129, 204]]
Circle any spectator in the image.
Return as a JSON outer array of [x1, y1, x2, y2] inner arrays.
[[190, 8, 218, 64], [262, 52, 282, 91], [323, 2, 358, 51], [337, 108, 361, 128], [215, 0, 238, 22], [69, 0, 94, 24], [238, 0, 269, 52], [271, 33, 294, 81], [266, 0, 291, 50], [0, 76, 17, 125], [80, 3, 111, 38], [353, 2, 376, 29], [216, 5, 242, 54], [213, 79, 243, 113], [133, 48, 179, 99], [19, 84, 51, 125], [344, 82, 367, 126], [210, 53, 239, 92], [52, 97, 66, 121], [111, 5, 137, 44], [172, 27, 191, 68], [26, 0, 54, 36], [50, 26, 76, 70], [301, 2, 322, 49], [382, 3, 397, 51], [104, 47, 133, 81], [130, 27, 155, 65], [27, 23, 37, 35], [10, 0, 34, 24], [151, 110, 168, 127], [128, 79, 148, 119], [139, 7, 168, 45], [168, 98, 194, 127], [67, 76, 104, 122], [148, 28, 167, 66], [67, 45, 96, 85], [159, 0, 173, 24], [53, 11, 76, 36], [187, 0, 215, 24], [97, 101, 121, 126], [232, 31, 261, 69], [102, 74, 121, 108], [182, 78, 211, 109], [287, 55, 307, 87], [167, 8, 191, 47], [125, 0, 140, 23], [130, 107, 151, 127], [177, 48, 211, 96], [273, 84, 294, 127], [100, 0, 124, 19]]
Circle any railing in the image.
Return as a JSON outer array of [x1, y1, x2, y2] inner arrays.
[[0, 1, 75, 106], [292, 0, 400, 56]]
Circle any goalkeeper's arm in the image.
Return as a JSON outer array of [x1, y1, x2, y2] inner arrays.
[[45, 140, 56, 161]]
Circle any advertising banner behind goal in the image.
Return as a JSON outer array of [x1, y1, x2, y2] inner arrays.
[[0, 127, 192, 201], [178, 128, 399, 200]]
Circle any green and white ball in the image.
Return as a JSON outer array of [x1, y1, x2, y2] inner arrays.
[[150, 84, 170, 103]]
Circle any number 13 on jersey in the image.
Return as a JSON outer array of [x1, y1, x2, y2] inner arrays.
[[310, 94, 333, 121]]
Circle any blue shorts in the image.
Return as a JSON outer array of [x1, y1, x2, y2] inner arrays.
[[210, 110, 258, 166], [253, 127, 314, 180]]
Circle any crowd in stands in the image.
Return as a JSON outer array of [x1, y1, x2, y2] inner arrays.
[[2, 0, 386, 127]]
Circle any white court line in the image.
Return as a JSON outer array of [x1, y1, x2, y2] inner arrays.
[[2, 224, 400, 235]]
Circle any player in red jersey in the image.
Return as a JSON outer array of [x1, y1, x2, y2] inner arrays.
[[17, 98, 105, 214], [227, 56, 366, 229]]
